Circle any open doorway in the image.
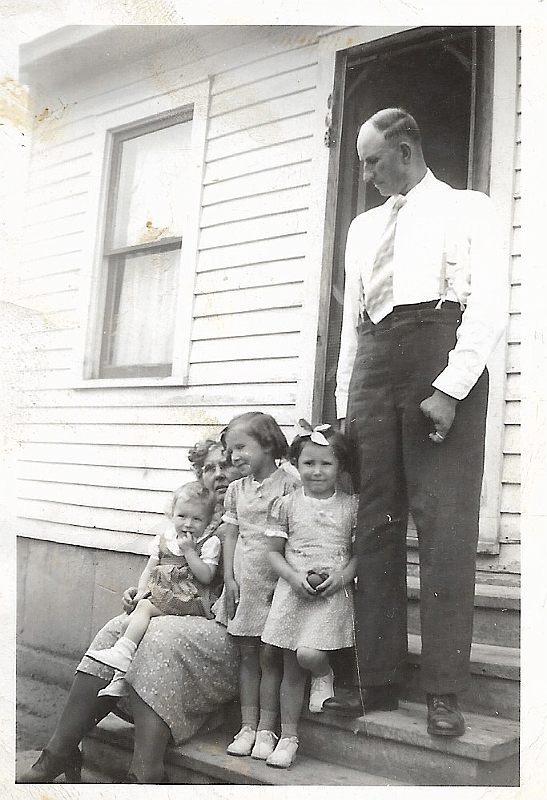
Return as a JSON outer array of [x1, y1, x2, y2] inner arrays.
[[320, 27, 494, 424]]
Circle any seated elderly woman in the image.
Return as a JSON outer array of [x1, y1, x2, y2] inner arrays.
[[18, 439, 242, 785]]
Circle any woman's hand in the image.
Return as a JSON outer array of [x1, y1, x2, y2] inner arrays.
[[122, 586, 138, 614], [225, 577, 240, 619]]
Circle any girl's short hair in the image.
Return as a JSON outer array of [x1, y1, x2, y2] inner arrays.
[[289, 425, 350, 471], [187, 439, 220, 478], [167, 481, 216, 520], [221, 412, 288, 461]]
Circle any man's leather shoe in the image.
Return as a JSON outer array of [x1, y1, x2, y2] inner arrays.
[[322, 685, 399, 717], [427, 693, 465, 737]]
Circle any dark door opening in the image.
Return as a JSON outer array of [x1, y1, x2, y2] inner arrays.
[[320, 27, 493, 424]]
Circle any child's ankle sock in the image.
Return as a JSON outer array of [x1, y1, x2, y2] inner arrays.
[[257, 710, 277, 732], [240, 706, 258, 730], [115, 637, 137, 659]]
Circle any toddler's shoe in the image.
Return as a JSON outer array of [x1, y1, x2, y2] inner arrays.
[[266, 736, 299, 768], [86, 646, 132, 672], [98, 671, 130, 698], [309, 667, 334, 712], [226, 725, 256, 756], [251, 730, 278, 760]]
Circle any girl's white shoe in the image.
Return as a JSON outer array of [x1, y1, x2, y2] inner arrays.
[[266, 736, 299, 768], [309, 667, 334, 712], [86, 636, 136, 673], [251, 730, 278, 760], [226, 725, 256, 756]]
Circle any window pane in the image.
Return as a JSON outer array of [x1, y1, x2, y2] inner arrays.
[[111, 120, 192, 249], [104, 248, 179, 369]]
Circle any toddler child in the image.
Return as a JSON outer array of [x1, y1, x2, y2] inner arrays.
[[260, 422, 358, 768], [214, 412, 300, 760], [86, 482, 219, 687]]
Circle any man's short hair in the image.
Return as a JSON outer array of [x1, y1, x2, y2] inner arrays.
[[368, 107, 422, 146]]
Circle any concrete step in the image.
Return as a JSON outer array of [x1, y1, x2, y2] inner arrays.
[[407, 577, 520, 648], [84, 715, 405, 786], [404, 633, 520, 720]]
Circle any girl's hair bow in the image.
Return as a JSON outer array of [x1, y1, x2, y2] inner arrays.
[[297, 419, 332, 447]]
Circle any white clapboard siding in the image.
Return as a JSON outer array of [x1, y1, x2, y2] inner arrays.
[[202, 163, 312, 207], [206, 113, 315, 163], [193, 284, 303, 318], [208, 89, 317, 140], [211, 41, 318, 95], [190, 333, 300, 364], [17, 270, 80, 300], [192, 307, 301, 340], [204, 139, 313, 186], [21, 402, 297, 427], [198, 233, 308, 272], [18, 499, 163, 536], [17, 442, 215, 471], [18, 480, 172, 514], [195, 259, 305, 294], [17, 460, 190, 492], [19, 383, 298, 408], [200, 185, 311, 229], [500, 31, 522, 544], [188, 357, 299, 386], [19, 252, 87, 282], [19, 423, 218, 449], [23, 213, 88, 248], [199, 208, 309, 250]]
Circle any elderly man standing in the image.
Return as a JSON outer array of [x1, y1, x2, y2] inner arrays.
[[324, 108, 506, 736]]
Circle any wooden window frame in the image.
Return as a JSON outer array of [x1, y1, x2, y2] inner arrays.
[[75, 81, 210, 389]]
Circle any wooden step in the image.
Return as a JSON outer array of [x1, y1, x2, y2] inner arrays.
[[405, 633, 520, 720], [407, 577, 520, 647], [83, 715, 405, 786], [84, 696, 518, 788], [300, 701, 519, 786]]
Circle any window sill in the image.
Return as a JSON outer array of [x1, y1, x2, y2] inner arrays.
[[72, 375, 189, 390]]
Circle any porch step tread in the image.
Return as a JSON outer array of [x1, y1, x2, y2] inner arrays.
[[317, 699, 519, 762], [407, 576, 520, 609], [407, 633, 520, 680], [89, 716, 406, 786]]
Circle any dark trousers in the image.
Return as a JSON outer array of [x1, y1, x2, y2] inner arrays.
[[346, 303, 488, 695]]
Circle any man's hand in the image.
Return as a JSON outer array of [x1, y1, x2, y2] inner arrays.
[[337, 418, 346, 434], [420, 389, 458, 444]]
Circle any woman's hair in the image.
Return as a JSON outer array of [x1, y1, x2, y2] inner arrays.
[[166, 481, 216, 520], [220, 412, 288, 461], [187, 439, 221, 478], [288, 425, 350, 471]]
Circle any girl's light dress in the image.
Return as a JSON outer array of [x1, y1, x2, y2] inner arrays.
[[213, 467, 299, 637], [261, 488, 357, 651]]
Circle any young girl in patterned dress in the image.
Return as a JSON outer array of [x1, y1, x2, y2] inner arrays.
[[214, 412, 300, 760], [86, 482, 219, 683], [260, 423, 358, 768]]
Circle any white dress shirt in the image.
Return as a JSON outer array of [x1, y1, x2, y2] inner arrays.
[[335, 170, 507, 418]]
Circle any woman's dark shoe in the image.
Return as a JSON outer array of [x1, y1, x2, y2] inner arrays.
[[427, 693, 465, 737], [17, 747, 82, 783], [322, 684, 399, 717]]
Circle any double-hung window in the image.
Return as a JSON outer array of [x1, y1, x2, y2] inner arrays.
[[96, 108, 194, 379]]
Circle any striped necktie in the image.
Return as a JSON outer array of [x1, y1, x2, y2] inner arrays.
[[365, 194, 407, 323]]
